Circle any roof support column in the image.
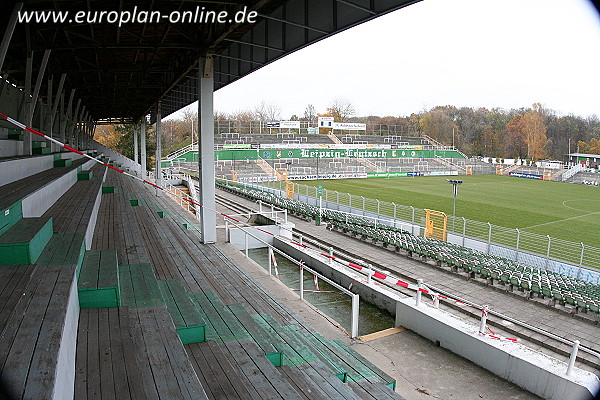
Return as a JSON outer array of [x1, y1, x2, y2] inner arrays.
[[140, 118, 147, 179], [71, 98, 81, 149], [155, 101, 162, 196], [0, 3, 22, 74], [134, 122, 139, 165], [63, 89, 75, 149], [197, 55, 216, 244], [51, 74, 65, 152], [22, 54, 32, 155]]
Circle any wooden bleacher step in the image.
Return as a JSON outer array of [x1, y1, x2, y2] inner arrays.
[[251, 313, 320, 368], [35, 232, 86, 267], [226, 303, 285, 366], [78, 249, 121, 308], [118, 263, 164, 308], [0, 216, 53, 264], [158, 279, 206, 344], [280, 325, 349, 382], [189, 290, 250, 342]]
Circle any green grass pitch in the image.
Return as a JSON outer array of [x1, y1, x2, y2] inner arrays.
[[305, 175, 600, 249]]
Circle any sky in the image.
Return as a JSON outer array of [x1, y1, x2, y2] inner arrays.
[[167, 0, 600, 120]]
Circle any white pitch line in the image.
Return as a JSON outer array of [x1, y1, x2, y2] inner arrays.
[[520, 210, 600, 230]]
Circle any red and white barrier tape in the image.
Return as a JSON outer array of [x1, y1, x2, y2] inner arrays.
[[0, 113, 286, 236]]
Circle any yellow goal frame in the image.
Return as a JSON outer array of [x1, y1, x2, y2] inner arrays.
[[424, 209, 447, 241]]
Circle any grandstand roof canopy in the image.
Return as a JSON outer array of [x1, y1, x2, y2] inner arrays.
[[1, 0, 419, 124]]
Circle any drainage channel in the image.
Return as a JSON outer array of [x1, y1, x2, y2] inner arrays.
[[245, 247, 395, 337]]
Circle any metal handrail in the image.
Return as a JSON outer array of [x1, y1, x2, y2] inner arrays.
[[291, 230, 600, 363]]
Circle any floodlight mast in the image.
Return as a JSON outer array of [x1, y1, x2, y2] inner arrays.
[[447, 179, 463, 231]]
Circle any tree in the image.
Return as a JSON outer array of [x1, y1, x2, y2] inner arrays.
[[253, 100, 281, 121], [504, 114, 526, 158], [303, 104, 317, 123], [327, 98, 355, 122], [521, 108, 548, 160], [419, 108, 454, 145]]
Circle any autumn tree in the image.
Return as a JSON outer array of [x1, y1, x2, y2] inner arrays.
[[253, 101, 281, 121], [419, 108, 454, 145], [520, 107, 548, 160], [504, 114, 526, 158]]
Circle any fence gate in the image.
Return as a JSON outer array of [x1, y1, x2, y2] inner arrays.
[[286, 180, 295, 199], [425, 209, 447, 241]]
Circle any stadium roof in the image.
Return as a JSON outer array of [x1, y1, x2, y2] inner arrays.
[[568, 153, 600, 158], [1, 0, 420, 124]]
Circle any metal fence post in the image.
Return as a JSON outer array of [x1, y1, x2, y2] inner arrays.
[[566, 340, 580, 376], [479, 305, 489, 334], [337, 191, 340, 210], [545, 235, 551, 269], [244, 229, 249, 258], [487, 223, 492, 254], [300, 263, 304, 300], [393, 202, 397, 219], [361, 196, 365, 216], [376, 199, 380, 216], [434, 293, 440, 309], [268, 247, 273, 276], [367, 265, 373, 284], [579, 243, 584, 268], [462, 217, 466, 246], [329, 247, 334, 265], [299, 234, 303, 246], [351, 294, 360, 338], [416, 279, 423, 306], [515, 228, 521, 262]]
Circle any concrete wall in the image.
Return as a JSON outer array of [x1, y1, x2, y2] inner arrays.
[[273, 235, 599, 400], [52, 274, 80, 400], [396, 298, 599, 400], [91, 141, 141, 175], [0, 153, 55, 186], [229, 223, 293, 250], [274, 237, 403, 315], [22, 158, 98, 218]]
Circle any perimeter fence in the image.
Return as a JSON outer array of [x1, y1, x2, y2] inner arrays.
[[250, 180, 600, 284]]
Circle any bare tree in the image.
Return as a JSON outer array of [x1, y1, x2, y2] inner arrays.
[[303, 104, 317, 123], [327, 98, 355, 122], [253, 100, 281, 121]]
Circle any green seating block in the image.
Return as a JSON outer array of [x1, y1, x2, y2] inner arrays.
[[54, 158, 72, 167], [102, 186, 115, 194], [32, 146, 51, 155], [77, 170, 93, 180], [118, 263, 163, 308], [157, 211, 164, 218], [78, 249, 121, 308], [0, 216, 53, 265], [7, 129, 22, 140], [158, 280, 206, 344], [130, 199, 139, 206], [0, 200, 23, 236]]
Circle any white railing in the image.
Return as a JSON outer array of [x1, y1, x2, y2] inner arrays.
[[562, 163, 585, 182], [165, 141, 198, 160], [290, 231, 600, 374], [224, 216, 360, 338]]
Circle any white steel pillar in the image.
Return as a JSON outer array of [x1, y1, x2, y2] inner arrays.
[[197, 55, 216, 243], [133, 123, 139, 165], [155, 102, 162, 195], [140, 118, 147, 179], [22, 54, 33, 155]]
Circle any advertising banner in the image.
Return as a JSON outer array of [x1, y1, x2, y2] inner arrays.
[[332, 122, 366, 131], [508, 172, 543, 180]]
